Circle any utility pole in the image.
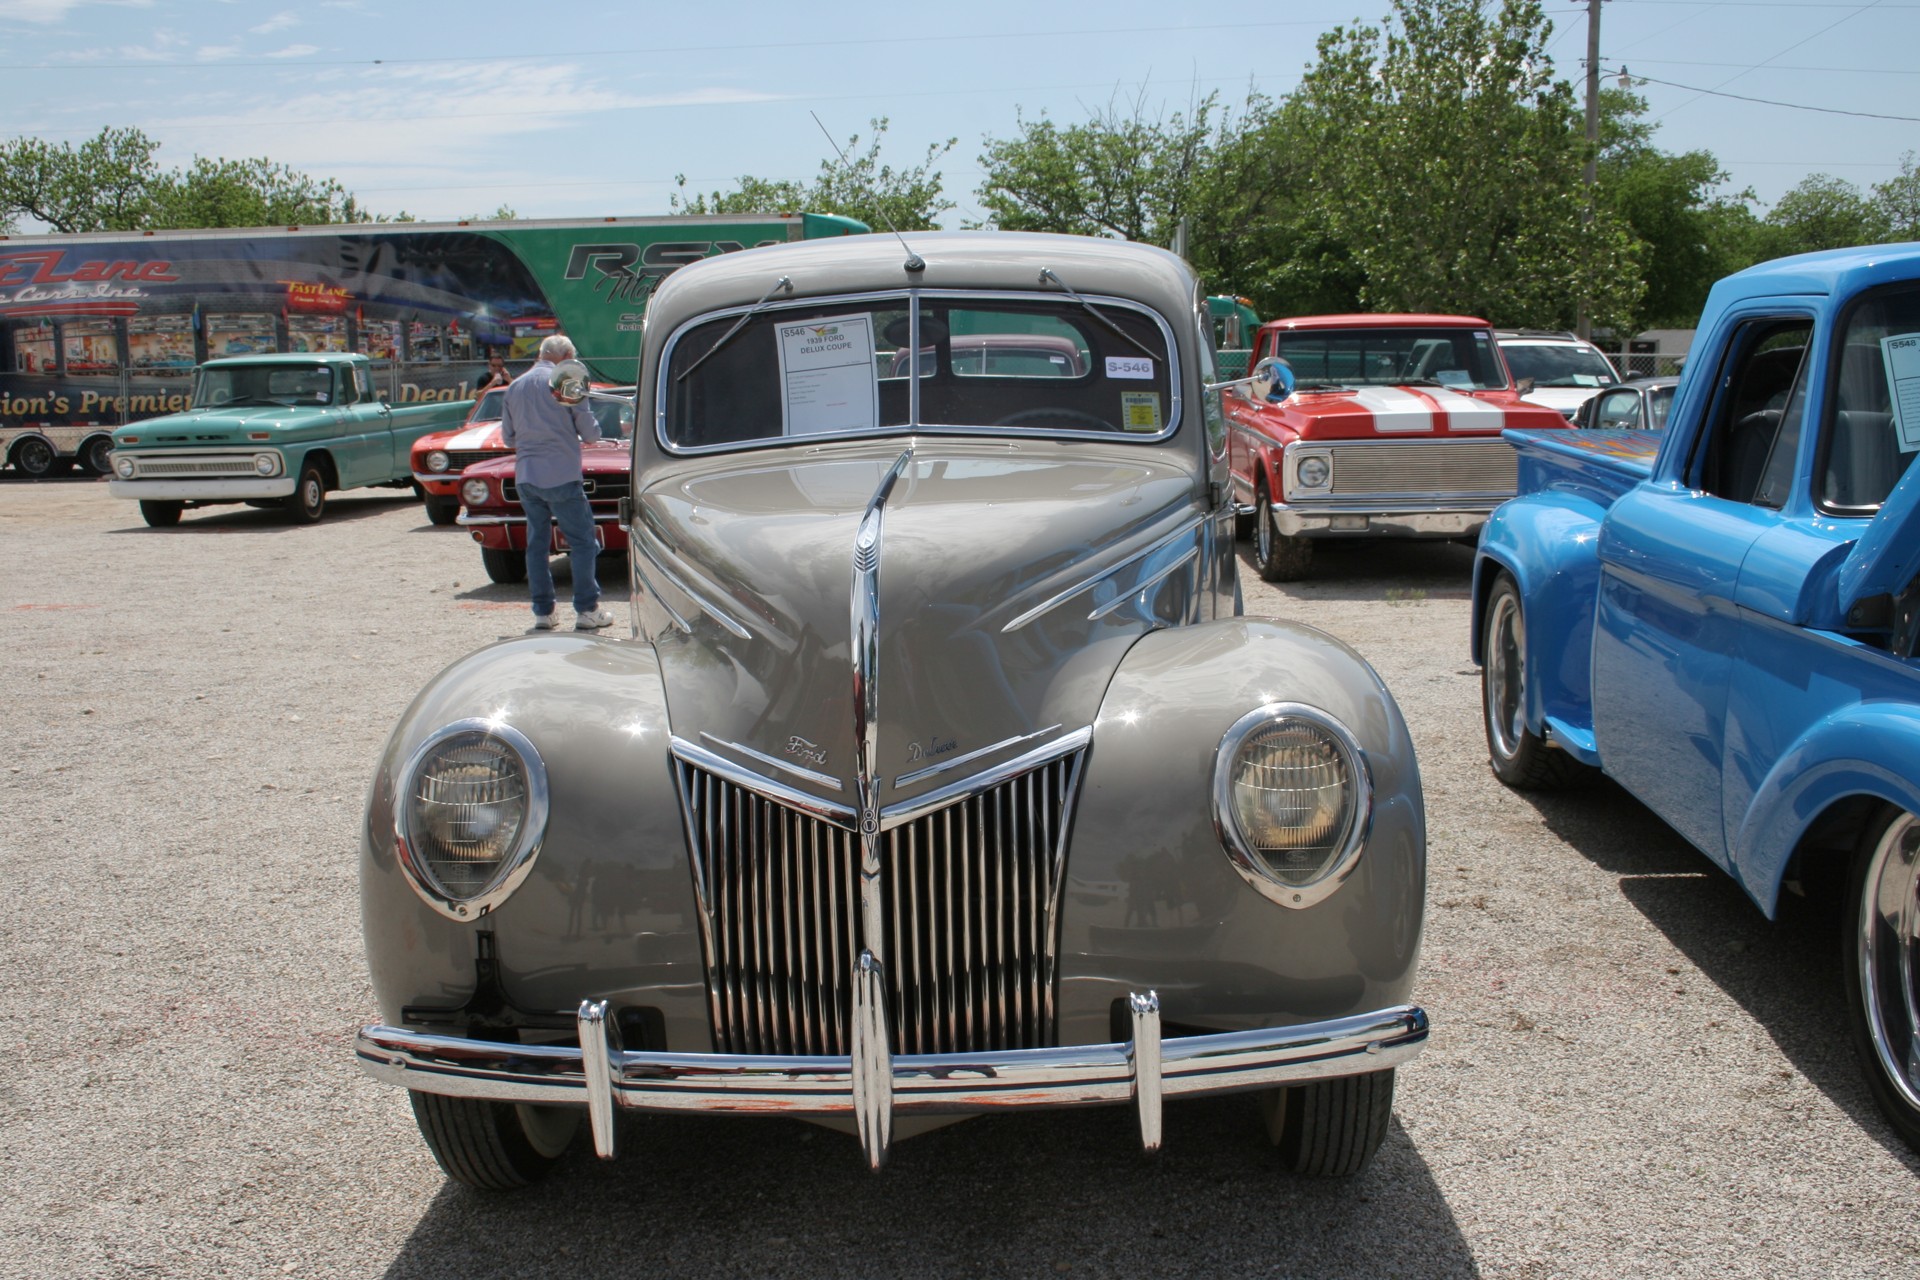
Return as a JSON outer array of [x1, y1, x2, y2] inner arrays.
[[1578, 0, 1603, 340]]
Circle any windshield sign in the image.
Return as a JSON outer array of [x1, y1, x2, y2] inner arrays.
[[661, 292, 1175, 451]]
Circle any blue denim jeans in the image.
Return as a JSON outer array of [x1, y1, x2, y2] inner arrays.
[[517, 479, 600, 616]]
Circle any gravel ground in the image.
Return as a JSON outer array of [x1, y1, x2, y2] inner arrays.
[[1, 475, 1915, 1279]]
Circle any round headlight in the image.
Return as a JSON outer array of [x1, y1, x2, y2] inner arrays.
[[1296, 455, 1330, 488], [426, 450, 450, 473], [462, 477, 491, 507], [1212, 704, 1371, 909], [253, 453, 278, 477], [394, 720, 549, 919], [114, 456, 135, 479]]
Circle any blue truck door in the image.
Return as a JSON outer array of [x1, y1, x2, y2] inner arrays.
[[1591, 316, 1814, 868]]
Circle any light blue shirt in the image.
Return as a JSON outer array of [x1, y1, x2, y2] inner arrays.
[[500, 358, 599, 489]]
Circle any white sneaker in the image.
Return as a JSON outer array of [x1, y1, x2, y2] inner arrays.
[[532, 612, 559, 630], [574, 608, 614, 631]]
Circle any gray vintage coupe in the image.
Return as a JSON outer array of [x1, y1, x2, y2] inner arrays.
[[355, 231, 1430, 1188]]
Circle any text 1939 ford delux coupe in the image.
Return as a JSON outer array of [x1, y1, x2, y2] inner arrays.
[[355, 232, 1430, 1187]]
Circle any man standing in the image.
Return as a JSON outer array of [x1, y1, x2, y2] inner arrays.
[[499, 334, 612, 631]]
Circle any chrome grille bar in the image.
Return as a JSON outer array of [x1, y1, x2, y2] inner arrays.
[[673, 746, 1085, 1056], [1322, 438, 1519, 497]]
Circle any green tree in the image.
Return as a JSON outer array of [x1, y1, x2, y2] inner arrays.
[[673, 118, 954, 231], [1597, 87, 1760, 328], [1762, 173, 1887, 258], [1281, 0, 1642, 330], [976, 91, 1220, 243], [1871, 152, 1920, 242], [0, 125, 387, 232]]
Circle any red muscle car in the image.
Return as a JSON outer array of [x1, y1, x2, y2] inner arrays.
[[412, 383, 632, 525]]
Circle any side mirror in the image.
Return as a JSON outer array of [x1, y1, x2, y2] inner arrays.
[[1515, 376, 1535, 395], [1249, 356, 1295, 404]]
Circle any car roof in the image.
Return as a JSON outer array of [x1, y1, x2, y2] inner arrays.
[[1261, 314, 1491, 332], [642, 231, 1197, 336]]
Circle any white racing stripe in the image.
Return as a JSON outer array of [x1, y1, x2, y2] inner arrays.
[[1419, 387, 1507, 431], [445, 424, 502, 451], [1349, 387, 1434, 433]]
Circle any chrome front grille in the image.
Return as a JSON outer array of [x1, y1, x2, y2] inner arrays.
[[1327, 439, 1518, 497], [674, 750, 1084, 1057], [131, 454, 260, 477], [446, 449, 504, 471]]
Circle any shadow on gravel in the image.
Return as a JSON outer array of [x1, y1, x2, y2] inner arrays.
[[1522, 779, 1920, 1172], [103, 493, 417, 533], [380, 1102, 1476, 1279], [1240, 540, 1477, 603]]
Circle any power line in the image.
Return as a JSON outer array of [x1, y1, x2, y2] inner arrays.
[[1617, 64, 1920, 120]]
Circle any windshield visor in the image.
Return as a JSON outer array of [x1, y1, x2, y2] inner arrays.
[[659, 291, 1177, 451], [1273, 328, 1508, 391]]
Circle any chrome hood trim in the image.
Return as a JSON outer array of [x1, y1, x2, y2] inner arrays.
[[637, 440, 1205, 813]]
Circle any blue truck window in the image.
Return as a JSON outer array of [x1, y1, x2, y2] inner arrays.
[[1694, 319, 1810, 505], [1819, 285, 1920, 514]]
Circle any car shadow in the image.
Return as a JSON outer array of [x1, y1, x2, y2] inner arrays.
[[104, 492, 418, 533], [1519, 777, 1920, 1169], [1239, 539, 1477, 602], [380, 1103, 1476, 1278]]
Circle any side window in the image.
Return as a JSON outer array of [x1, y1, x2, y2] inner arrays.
[[1817, 285, 1920, 513], [1692, 318, 1811, 506]]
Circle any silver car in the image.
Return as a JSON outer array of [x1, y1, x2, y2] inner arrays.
[[355, 231, 1430, 1187]]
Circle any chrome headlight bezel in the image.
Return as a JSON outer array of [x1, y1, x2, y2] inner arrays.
[[461, 477, 492, 507], [392, 718, 550, 921], [252, 452, 280, 477], [1289, 449, 1332, 495], [114, 455, 136, 479], [425, 450, 450, 473], [1211, 702, 1372, 909]]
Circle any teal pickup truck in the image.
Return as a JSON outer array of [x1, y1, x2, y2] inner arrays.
[[106, 353, 471, 527]]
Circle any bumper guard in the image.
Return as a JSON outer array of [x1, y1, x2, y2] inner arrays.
[[356, 988, 1428, 1169]]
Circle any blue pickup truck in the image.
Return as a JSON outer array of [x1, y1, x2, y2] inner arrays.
[[1472, 243, 1920, 1151]]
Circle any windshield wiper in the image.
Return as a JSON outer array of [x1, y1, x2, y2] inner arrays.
[[674, 275, 794, 383], [1038, 267, 1159, 363]]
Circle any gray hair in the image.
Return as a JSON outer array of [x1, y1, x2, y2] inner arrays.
[[538, 334, 577, 362]]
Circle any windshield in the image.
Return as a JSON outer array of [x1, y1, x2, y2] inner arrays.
[[661, 291, 1176, 451], [194, 364, 336, 408], [1501, 343, 1618, 388], [1270, 328, 1508, 391], [471, 389, 506, 421], [588, 393, 635, 439]]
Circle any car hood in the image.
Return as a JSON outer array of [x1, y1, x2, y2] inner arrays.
[[1274, 386, 1565, 438], [1836, 449, 1920, 620], [635, 441, 1205, 814], [114, 405, 307, 443], [422, 418, 506, 454], [461, 438, 632, 480]]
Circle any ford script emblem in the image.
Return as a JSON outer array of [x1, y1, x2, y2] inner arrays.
[[785, 735, 828, 766]]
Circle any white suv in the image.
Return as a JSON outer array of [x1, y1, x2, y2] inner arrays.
[[1496, 331, 1622, 419]]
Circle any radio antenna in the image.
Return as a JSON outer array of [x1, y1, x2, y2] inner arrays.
[[810, 111, 924, 273]]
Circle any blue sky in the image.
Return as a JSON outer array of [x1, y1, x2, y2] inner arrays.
[[0, 0, 1914, 232]]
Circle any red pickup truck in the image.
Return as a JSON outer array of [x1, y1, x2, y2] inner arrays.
[[1226, 314, 1567, 580]]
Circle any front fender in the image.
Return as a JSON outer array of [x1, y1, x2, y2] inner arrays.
[[1473, 492, 1609, 756], [360, 635, 710, 1049], [1734, 702, 1920, 916], [1055, 618, 1425, 1045]]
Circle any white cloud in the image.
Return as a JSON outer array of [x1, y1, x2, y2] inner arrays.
[[249, 11, 297, 34], [0, 0, 149, 22], [264, 43, 320, 58], [196, 43, 242, 60]]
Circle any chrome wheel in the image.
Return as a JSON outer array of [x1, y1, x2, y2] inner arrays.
[[1856, 810, 1920, 1127], [1483, 587, 1526, 764]]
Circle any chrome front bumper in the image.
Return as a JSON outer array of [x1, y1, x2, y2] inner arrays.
[[356, 988, 1428, 1169], [1271, 502, 1496, 538], [108, 477, 297, 500]]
